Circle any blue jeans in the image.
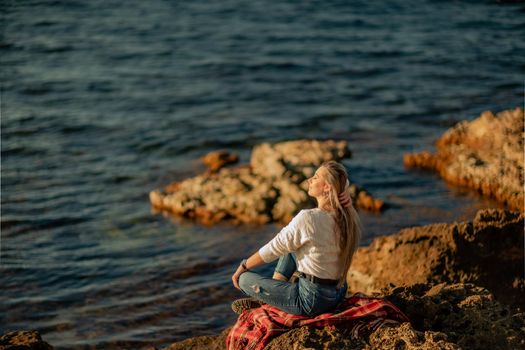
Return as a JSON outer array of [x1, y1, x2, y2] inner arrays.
[[238, 253, 347, 316]]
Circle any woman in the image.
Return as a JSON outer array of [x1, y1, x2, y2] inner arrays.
[[231, 160, 362, 316]]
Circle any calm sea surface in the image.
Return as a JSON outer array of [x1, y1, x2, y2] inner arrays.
[[1, 0, 524, 348]]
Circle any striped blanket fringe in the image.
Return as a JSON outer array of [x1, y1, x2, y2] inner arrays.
[[226, 292, 410, 350]]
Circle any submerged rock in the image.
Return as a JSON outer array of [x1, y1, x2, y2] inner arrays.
[[404, 107, 524, 211], [150, 139, 385, 225], [0, 330, 53, 350], [348, 208, 524, 309]]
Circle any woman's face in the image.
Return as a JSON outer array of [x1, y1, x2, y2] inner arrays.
[[307, 167, 329, 198]]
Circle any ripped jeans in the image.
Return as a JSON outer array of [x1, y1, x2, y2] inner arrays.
[[238, 253, 347, 316]]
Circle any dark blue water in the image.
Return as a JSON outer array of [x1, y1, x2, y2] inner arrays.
[[1, 0, 523, 348]]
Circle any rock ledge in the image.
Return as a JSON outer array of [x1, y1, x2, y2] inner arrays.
[[404, 107, 524, 211]]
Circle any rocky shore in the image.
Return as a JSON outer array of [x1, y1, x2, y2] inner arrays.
[[404, 107, 524, 212], [6, 210, 522, 350], [348, 208, 524, 309], [3, 216, 523, 350], [161, 208, 524, 350], [149, 139, 385, 225]]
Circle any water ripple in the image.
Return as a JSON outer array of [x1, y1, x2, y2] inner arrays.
[[1, 0, 524, 347]]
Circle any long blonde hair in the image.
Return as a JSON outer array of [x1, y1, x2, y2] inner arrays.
[[320, 161, 362, 288]]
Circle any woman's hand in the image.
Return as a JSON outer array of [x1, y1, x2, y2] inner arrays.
[[232, 264, 246, 290], [338, 189, 353, 208], [232, 253, 264, 290]]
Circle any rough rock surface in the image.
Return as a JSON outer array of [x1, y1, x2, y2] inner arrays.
[[0, 331, 53, 350], [383, 283, 525, 350], [347, 208, 524, 309], [162, 327, 231, 350], [366, 322, 459, 350], [150, 139, 385, 225], [404, 107, 524, 211]]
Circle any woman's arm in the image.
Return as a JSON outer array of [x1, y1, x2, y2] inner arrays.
[[231, 251, 265, 290], [232, 211, 310, 290]]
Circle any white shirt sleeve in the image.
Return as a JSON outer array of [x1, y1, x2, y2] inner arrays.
[[258, 210, 311, 263]]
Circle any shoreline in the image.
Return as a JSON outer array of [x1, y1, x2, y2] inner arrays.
[[3, 208, 523, 350]]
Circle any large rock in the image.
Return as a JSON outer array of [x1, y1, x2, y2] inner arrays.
[[150, 139, 385, 225], [404, 107, 524, 211], [383, 283, 525, 350], [162, 328, 231, 350], [0, 331, 53, 350], [347, 209, 524, 309]]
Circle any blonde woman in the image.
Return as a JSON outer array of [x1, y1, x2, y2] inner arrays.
[[231, 161, 362, 316]]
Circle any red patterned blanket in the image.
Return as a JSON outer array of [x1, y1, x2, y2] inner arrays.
[[226, 293, 410, 350]]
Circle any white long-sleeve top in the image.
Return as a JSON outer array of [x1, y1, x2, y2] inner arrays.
[[258, 208, 342, 280]]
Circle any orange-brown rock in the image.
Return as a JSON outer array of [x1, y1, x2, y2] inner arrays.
[[201, 150, 239, 173], [150, 139, 385, 225], [404, 107, 524, 211], [379, 283, 524, 350], [0, 330, 53, 350], [348, 208, 524, 309], [356, 190, 385, 212]]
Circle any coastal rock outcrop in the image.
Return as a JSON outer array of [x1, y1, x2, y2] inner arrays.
[[347, 208, 524, 309], [150, 139, 385, 225], [404, 107, 524, 211], [383, 283, 525, 350], [0, 330, 53, 350]]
